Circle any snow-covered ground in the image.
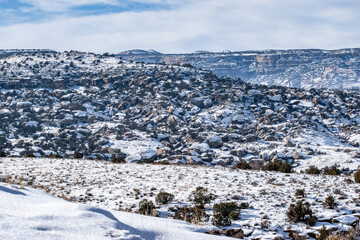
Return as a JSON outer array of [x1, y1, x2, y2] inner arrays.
[[0, 182, 227, 240], [1, 158, 359, 239]]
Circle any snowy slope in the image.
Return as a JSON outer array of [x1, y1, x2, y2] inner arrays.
[[0, 182, 227, 240], [1, 158, 360, 239]]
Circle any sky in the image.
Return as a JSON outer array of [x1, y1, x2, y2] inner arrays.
[[0, 0, 359, 53]]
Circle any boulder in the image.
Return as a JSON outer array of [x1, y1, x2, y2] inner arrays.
[[264, 135, 277, 141], [141, 149, 157, 161], [221, 228, 244, 239], [205, 230, 221, 235], [248, 159, 263, 170], [205, 135, 223, 148], [167, 115, 178, 126], [293, 151, 300, 159], [285, 139, 295, 147], [230, 149, 247, 157]]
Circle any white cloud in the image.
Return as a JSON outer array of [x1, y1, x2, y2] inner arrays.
[[0, 0, 359, 53]]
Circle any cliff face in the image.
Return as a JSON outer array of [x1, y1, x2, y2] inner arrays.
[[118, 48, 360, 89]]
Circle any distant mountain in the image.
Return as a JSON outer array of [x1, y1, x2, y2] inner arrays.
[[118, 48, 360, 89]]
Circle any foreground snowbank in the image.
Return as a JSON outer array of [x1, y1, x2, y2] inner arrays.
[[0, 183, 226, 240]]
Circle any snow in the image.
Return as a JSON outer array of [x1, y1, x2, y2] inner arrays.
[[0, 183, 227, 240], [1, 158, 359, 239]]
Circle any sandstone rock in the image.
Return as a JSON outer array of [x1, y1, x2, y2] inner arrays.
[[285, 139, 295, 147], [167, 115, 177, 126], [249, 159, 263, 170], [293, 151, 300, 159], [167, 106, 174, 113]]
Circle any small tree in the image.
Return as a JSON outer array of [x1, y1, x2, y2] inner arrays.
[[188, 187, 216, 209]]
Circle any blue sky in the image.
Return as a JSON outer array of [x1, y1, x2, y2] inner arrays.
[[0, 0, 359, 53]]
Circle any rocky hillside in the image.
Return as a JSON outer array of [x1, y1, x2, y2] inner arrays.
[[0, 50, 360, 171], [0, 49, 54, 59], [118, 48, 360, 89]]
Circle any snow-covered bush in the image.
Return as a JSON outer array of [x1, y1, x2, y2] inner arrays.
[[155, 192, 174, 205]]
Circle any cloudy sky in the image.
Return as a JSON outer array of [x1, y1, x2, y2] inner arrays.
[[0, 0, 359, 53]]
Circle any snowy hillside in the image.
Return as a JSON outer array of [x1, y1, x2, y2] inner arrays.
[[0, 51, 360, 171], [0, 182, 227, 240]]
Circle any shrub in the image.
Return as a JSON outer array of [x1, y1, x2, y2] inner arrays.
[[286, 200, 317, 226], [22, 152, 35, 158], [323, 196, 337, 209], [305, 165, 320, 175], [188, 187, 216, 208], [212, 201, 241, 227], [173, 206, 206, 224], [232, 161, 251, 170], [48, 153, 62, 158], [354, 169, 360, 183], [0, 150, 6, 157], [262, 161, 292, 173], [111, 154, 126, 163], [155, 192, 174, 205], [323, 165, 341, 175], [317, 225, 331, 240], [138, 199, 155, 215], [295, 189, 305, 198], [73, 151, 84, 159]]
